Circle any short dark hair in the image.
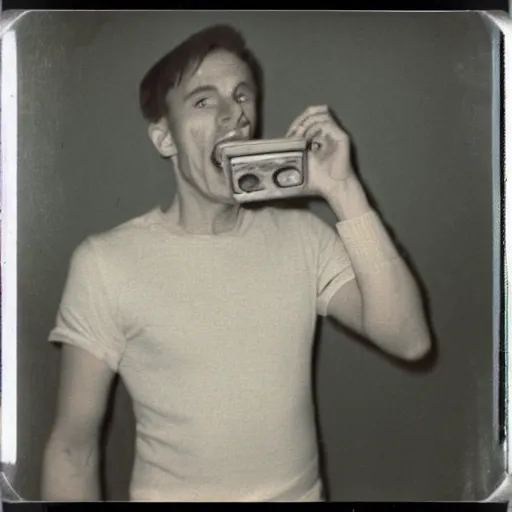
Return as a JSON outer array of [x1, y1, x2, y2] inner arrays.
[[139, 24, 264, 124]]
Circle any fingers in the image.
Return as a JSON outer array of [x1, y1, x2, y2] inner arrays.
[[285, 105, 330, 137], [302, 123, 325, 149], [290, 113, 330, 138], [304, 124, 343, 156], [288, 114, 332, 137]]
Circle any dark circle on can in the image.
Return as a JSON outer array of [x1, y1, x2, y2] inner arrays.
[[238, 173, 261, 192]]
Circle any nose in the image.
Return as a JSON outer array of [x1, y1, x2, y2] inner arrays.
[[218, 99, 248, 131]]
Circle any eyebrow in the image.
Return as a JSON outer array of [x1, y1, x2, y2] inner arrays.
[[184, 81, 254, 101], [184, 85, 216, 101]]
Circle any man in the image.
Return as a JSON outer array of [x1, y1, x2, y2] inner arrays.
[[41, 24, 431, 502]]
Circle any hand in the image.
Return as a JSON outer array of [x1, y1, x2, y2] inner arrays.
[[285, 105, 355, 199]]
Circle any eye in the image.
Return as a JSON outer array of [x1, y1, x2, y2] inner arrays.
[[194, 97, 212, 109], [236, 92, 250, 104]]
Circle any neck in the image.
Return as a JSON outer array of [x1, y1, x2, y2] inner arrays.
[[165, 176, 242, 236]]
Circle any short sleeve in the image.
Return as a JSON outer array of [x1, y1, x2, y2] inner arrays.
[[305, 211, 356, 317], [48, 238, 126, 372]]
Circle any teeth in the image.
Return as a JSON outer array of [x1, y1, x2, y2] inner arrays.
[[212, 131, 244, 168], [222, 130, 238, 142], [218, 129, 245, 145]]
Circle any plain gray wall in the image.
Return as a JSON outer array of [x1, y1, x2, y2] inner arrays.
[[13, 11, 502, 501]]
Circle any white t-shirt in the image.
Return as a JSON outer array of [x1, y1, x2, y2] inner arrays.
[[49, 205, 355, 502]]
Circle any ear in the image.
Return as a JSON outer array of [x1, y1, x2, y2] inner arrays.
[[148, 117, 177, 158]]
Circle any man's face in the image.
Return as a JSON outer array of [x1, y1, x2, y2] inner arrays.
[[164, 49, 258, 204]]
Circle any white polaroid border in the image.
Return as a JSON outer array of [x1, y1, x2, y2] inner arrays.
[[0, 9, 509, 505], [0, 9, 27, 504], [481, 9, 512, 506]]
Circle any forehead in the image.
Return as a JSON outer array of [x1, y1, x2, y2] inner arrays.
[[182, 49, 255, 91]]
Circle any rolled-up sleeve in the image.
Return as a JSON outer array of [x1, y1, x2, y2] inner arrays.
[[48, 238, 126, 372], [304, 211, 356, 317]]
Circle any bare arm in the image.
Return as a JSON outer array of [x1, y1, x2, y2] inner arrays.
[[284, 105, 432, 360], [327, 264, 430, 361], [325, 177, 431, 361], [41, 345, 115, 501], [284, 105, 431, 361]]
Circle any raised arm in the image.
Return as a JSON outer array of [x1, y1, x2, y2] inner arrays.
[[287, 105, 432, 361]]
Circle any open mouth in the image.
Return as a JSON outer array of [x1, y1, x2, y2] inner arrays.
[[211, 148, 223, 171], [211, 131, 246, 171]]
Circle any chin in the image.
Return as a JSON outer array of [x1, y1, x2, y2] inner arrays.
[[204, 176, 237, 205], [198, 182, 235, 205]]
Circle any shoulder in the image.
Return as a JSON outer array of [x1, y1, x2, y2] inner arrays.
[[70, 208, 158, 273], [91, 208, 158, 250]]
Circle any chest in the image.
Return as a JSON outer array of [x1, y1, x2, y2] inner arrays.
[[118, 239, 317, 367]]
